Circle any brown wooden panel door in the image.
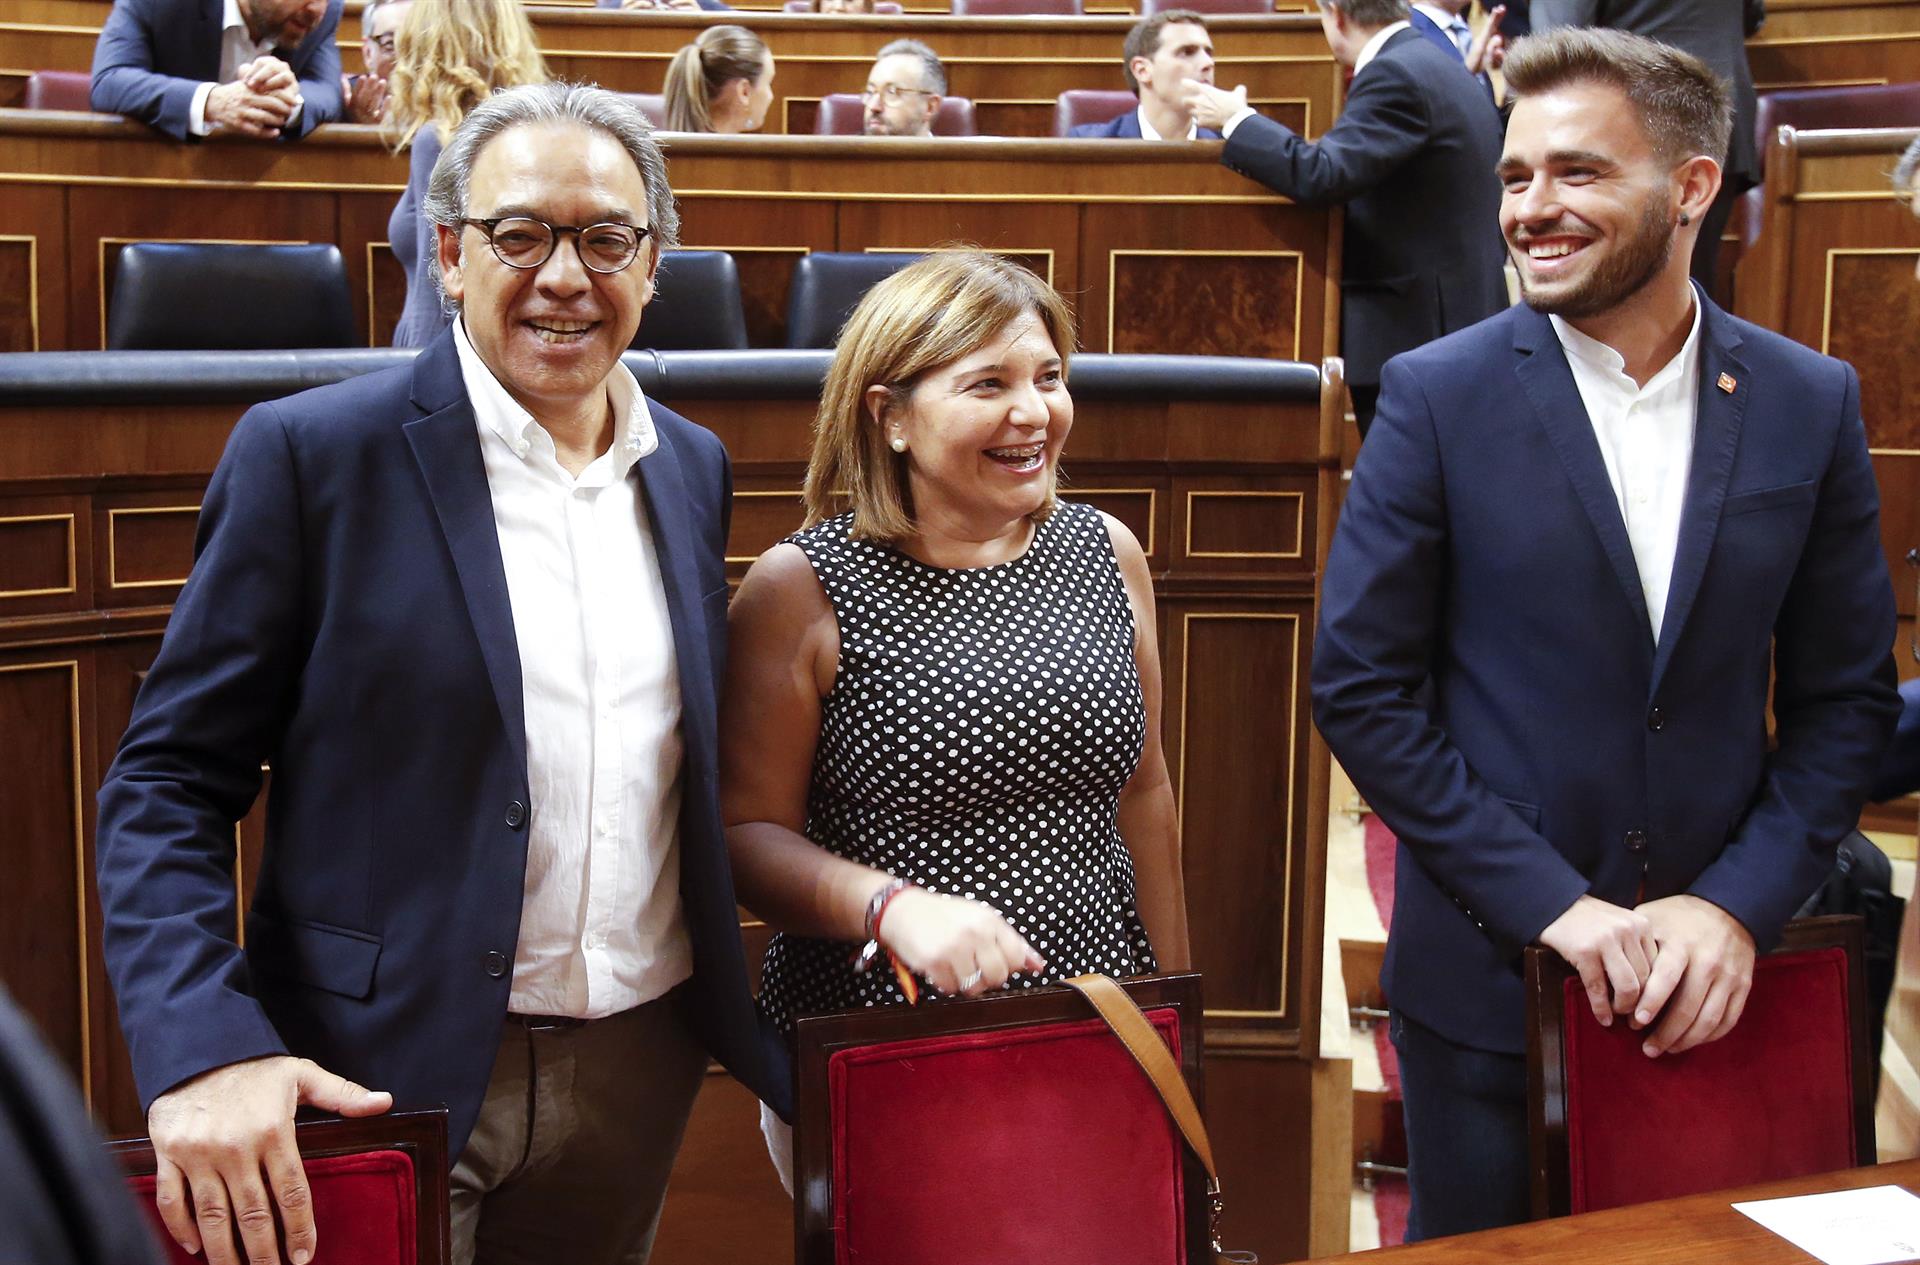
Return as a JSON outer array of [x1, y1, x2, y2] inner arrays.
[[1173, 474, 1317, 575], [0, 182, 65, 351], [0, 491, 90, 619], [832, 202, 1080, 315], [90, 485, 205, 611], [342, 190, 410, 347]]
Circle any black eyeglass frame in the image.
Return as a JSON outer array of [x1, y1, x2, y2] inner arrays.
[[456, 216, 653, 274]]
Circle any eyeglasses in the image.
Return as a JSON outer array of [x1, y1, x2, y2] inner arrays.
[[457, 216, 651, 274], [367, 33, 396, 55], [861, 83, 935, 106]]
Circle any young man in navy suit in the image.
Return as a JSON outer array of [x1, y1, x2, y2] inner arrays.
[[1068, 10, 1223, 140], [90, 0, 344, 141], [1312, 28, 1899, 1238], [95, 83, 788, 1265], [1184, 0, 1508, 436]]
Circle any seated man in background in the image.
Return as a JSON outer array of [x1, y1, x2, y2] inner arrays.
[[1071, 9, 1221, 139], [90, 0, 343, 141], [341, 0, 410, 124], [863, 39, 945, 137]]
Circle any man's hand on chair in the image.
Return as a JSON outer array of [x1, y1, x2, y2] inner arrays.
[[1632, 894, 1756, 1058], [1538, 894, 1657, 1028], [146, 1055, 392, 1265]]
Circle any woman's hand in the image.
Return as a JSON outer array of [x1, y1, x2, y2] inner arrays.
[[879, 888, 1045, 997]]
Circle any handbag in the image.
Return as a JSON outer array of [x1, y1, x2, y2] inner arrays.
[[1064, 974, 1259, 1265]]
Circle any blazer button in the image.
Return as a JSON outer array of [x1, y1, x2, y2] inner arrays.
[[1624, 829, 1648, 854], [505, 800, 527, 830], [1647, 707, 1664, 732], [484, 950, 508, 978]]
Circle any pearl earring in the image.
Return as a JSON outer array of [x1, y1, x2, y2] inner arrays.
[[890, 437, 907, 453]]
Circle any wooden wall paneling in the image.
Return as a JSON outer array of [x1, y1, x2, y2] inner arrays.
[[1205, 1051, 1317, 1261], [67, 184, 344, 349], [1174, 472, 1315, 575], [90, 482, 204, 609], [649, 1073, 792, 1263], [832, 199, 1078, 295], [0, 19, 96, 76], [340, 190, 407, 347], [673, 197, 838, 348], [0, 182, 65, 352], [0, 489, 87, 618]]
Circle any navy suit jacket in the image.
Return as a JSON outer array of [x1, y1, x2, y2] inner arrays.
[[1406, 8, 1496, 100], [1068, 108, 1221, 139], [91, 0, 344, 140], [1220, 29, 1507, 389], [1312, 297, 1900, 1055], [96, 332, 793, 1159]]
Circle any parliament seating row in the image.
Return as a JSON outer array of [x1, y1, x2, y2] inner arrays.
[[0, 342, 1345, 1262]]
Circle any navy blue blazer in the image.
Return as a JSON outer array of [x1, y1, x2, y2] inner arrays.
[[96, 332, 793, 1158], [1312, 297, 1900, 1055], [1406, 7, 1496, 100], [1068, 108, 1221, 139], [91, 0, 344, 140], [1220, 28, 1506, 390]]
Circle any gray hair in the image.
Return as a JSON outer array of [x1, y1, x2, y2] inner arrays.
[[874, 38, 947, 96], [421, 82, 681, 311], [1897, 134, 1920, 193]]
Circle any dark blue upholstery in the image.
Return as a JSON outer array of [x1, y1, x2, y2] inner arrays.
[[782, 252, 922, 348], [107, 242, 356, 351], [634, 251, 750, 351]]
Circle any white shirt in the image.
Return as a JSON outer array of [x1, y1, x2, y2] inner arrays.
[[1222, 21, 1409, 139], [1412, 3, 1474, 55], [1136, 104, 1198, 142], [1549, 290, 1705, 644], [187, 0, 306, 137], [452, 317, 694, 1018]]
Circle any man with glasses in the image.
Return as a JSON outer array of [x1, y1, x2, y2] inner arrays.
[[342, 0, 409, 124], [96, 82, 789, 1265], [862, 38, 945, 137]]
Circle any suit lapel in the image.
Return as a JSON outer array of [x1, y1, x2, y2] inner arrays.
[[1512, 306, 1656, 642], [402, 333, 528, 774], [633, 413, 720, 772], [1650, 300, 1749, 692]]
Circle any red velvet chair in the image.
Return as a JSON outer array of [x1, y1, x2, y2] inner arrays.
[[1526, 916, 1873, 1219], [811, 93, 979, 136], [110, 1110, 450, 1265], [1739, 83, 1920, 253], [25, 70, 94, 112], [1143, 0, 1271, 13], [619, 92, 670, 130], [781, 1, 908, 10], [1052, 89, 1137, 137], [794, 974, 1210, 1264], [952, 0, 1082, 15]]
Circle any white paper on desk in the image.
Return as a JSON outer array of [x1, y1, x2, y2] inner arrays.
[[1733, 1185, 1920, 1265]]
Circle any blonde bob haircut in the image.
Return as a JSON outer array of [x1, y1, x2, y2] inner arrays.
[[385, 0, 548, 150], [804, 250, 1077, 543]]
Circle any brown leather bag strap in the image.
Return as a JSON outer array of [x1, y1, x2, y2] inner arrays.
[[1062, 974, 1217, 1182]]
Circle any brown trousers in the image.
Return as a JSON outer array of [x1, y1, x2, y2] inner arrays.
[[450, 995, 709, 1265]]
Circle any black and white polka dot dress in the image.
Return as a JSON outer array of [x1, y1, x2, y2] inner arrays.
[[757, 500, 1158, 1035]]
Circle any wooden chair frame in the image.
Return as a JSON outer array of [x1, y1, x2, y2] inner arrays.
[[793, 972, 1209, 1265], [1525, 913, 1874, 1220], [107, 1109, 451, 1265]]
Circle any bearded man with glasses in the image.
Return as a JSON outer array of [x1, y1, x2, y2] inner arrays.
[[95, 81, 790, 1265], [861, 38, 946, 137]]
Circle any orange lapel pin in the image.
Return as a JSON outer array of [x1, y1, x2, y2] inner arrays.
[[1717, 372, 1737, 394]]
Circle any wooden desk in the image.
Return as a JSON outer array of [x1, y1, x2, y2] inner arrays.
[[0, 7, 1343, 138], [1315, 1159, 1920, 1264], [0, 111, 1340, 362]]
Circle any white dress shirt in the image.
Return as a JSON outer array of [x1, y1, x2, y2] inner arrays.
[[188, 0, 306, 137], [452, 317, 694, 1018], [1549, 291, 1705, 644], [1135, 105, 1198, 141], [1222, 21, 1409, 138]]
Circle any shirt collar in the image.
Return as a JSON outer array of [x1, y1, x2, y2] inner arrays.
[[222, 0, 248, 36], [1354, 21, 1412, 77], [1135, 104, 1196, 142], [1549, 284, 1705, 396], [451, 316, 657, 484]]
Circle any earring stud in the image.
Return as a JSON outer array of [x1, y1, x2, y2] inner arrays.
[[890, 437, 907, 453]]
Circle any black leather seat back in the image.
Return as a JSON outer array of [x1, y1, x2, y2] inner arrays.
[[783, 252, 922, 348], [107, 242, 357, 350], [634, 250, 750, 351]]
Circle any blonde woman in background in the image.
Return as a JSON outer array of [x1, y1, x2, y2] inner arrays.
[[662, 25, 775, 133], [385, 0, 547, 346]]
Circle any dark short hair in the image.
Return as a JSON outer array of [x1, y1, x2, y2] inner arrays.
[[1503, 27, 1734, 166], [1122, 9, 1207, 95], [875, 37, 946, 95], [1316, 0, 1410, 29]]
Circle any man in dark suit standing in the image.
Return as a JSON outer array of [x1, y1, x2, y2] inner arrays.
[[1069, 10, 1223, 140], [1184, 0, 1507, 436], [90, 0, 343, 141], [1312, 28, 1898, 1239], [95, 82, 789, 1265], [1531, 0, 1769, 287], [1408, 0, 1503, 100]]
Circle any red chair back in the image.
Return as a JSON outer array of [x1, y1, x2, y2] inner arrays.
[[1743, 83, 1920, 249], [1053, 89, 1136, 137], [1528, 917, 1872, 1218], [619, 92, 669, 130], [25, 70, 93, 112], [111, 1112, 450, 1265], [952, 0, 1082, 15], [812, 93, 978, 136], [1143, 0, 1271, 12], [796, 975, 1209, 1264]]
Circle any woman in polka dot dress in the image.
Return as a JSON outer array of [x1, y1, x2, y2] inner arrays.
[[720, 251, 1191, 1183]]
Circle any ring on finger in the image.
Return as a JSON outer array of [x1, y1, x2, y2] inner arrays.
[[958, 969, 984, 991]]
